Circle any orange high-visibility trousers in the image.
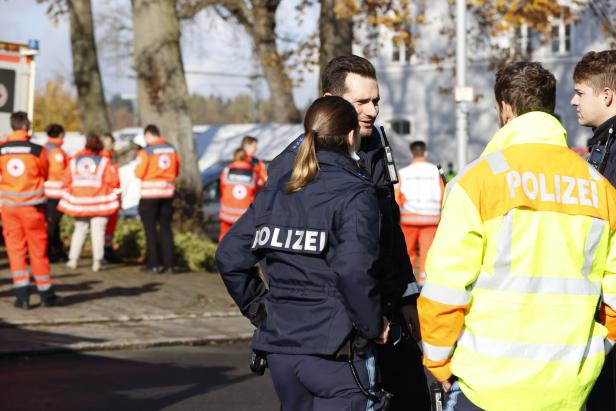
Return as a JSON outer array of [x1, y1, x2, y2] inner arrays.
[[1, 206, 51, 291], [401, 224, 437, 277]]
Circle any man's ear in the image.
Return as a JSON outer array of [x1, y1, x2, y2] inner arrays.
[[603, 87, 615, 108], [323, 92, 333, 97], [502, 102, 515, 122]]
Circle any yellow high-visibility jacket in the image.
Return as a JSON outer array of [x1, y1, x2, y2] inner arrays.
[[418, 111, 616, 411]]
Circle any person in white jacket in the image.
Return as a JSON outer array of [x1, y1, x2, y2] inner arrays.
[[395, 141, 444, 285]]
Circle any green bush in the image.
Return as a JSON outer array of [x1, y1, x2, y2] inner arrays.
[[174, 231, 218, 273], [59, 215, 74, 245], [112, 218, 146, 260], [60, 215, 217, 272]]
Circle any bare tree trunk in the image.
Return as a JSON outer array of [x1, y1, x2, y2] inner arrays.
[[251, 0, 301, 123], [132, 0, 203, 224], [319, 0, 353, 92], [67, 0, 111, 135]]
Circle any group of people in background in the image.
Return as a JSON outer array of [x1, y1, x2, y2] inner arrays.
[[0, 114, 180, 309]]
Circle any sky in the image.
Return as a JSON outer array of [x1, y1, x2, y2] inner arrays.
[[0, 0, 319, 107]]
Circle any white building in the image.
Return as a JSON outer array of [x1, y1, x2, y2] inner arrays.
[[360, 4, 613, 169]]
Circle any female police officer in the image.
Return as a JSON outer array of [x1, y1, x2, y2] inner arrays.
[[216, 95, 388, 410]]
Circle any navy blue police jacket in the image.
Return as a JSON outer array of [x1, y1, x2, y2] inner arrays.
[[216, 150, 383, 355], [267, 128, 418, 316]]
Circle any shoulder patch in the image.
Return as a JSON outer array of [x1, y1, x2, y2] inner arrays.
[[251, 225, 328, 254], [290, 136, 304, 153]]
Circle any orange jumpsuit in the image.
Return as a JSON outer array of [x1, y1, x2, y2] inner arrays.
[[0, 130, 51, 291], [219, 160, 258, 240]]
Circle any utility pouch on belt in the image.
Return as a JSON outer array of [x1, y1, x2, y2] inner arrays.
[[247, 301, 266, 327], [376, 126, 399, 185]]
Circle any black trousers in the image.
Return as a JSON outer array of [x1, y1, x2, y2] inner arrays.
[[46, 198, 66, 258], [138, 198, 175, 269], [376, 314, 431, 411], [587, 350, 616, 410]]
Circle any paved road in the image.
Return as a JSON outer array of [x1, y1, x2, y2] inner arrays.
[[0, 342, 278, 411]]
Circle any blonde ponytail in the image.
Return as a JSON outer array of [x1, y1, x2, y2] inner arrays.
[[285, 130, 319, 193]]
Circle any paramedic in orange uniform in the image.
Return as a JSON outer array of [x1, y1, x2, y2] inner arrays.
[[135, 124, 180, 274], [44, 123, 69, 263], [0, 111, 59, 309], [218, 148, 259, 241], [395, 141, 444, 286], [59, 134, 120, 272], [241, 136, 267, 190], [101, 134, 122, 263]]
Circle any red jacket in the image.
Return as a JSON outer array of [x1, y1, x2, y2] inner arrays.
[[135, 137, 180, 198], [219, 160, 258, 223], [58, 149, 120, 217], [0, 130, 49, 207]]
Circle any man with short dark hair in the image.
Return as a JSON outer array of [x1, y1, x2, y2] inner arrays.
[[267, 55, 429, 411], [570, 49, 616, 411], [135, 124, 180, 274], [44, 123, 69, 262], [1, 112, 59, 308], [419, 61, 616, 410], [571, 50, 616, 181], [395, 140, 444, 286]]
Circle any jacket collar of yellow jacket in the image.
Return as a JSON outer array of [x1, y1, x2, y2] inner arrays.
[[481, 111, 568, 157]]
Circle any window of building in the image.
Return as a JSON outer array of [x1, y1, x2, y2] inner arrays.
[[392, 40, 401, 62], [551, 20, 572, 55], [391, 39, 411, 63], [513, 25, 531, 55], [390, 119, 411, 135]]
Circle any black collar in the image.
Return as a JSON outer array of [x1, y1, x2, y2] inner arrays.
[[358, 127, 381, 154], [316, 149, 370, 181], [590, 114, 616, 145]]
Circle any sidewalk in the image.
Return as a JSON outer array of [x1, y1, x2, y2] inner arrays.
[[0, 260, 254, 356]]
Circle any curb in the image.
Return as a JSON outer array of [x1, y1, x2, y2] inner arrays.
[[0, 332, 253, 358], [0, 310, 242, 328]]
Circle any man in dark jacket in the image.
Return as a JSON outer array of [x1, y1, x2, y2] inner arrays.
[[267, 55, 430, 410], [571, 49, 616, 410]]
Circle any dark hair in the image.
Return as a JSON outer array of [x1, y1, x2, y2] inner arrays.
[[85, 134, 104, 153], [286, 96, 359, 193], [241, 136, 258, 146], [573, 50, 616, 94], [10, 111, 29, 131], [233, 148, 247, 161], [410, 141, 426, 157], [46, 123, 65, 137], [102, 133, 115, 142], [144, 124, 160, 136], [321, 55, 377, 95], [494, 61, 556, 116]]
